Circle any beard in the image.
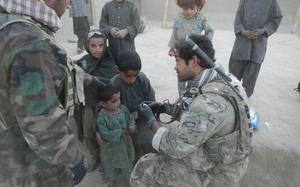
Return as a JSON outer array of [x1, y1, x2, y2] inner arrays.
[[51, 0, 69, 17]]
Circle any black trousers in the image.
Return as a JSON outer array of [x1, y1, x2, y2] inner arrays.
[[72, 16, 90, 49]]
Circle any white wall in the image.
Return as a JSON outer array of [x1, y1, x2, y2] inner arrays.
[[89, 0, 300, 33]]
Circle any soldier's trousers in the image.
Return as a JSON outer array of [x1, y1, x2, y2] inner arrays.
[[0, 167, 73, 187], [130, 153, 248, 187]]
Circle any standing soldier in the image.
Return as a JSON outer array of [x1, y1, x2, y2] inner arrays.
[[0, 0, 87, 186], [130, 34, 252, 187]]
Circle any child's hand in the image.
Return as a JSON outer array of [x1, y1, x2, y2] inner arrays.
[[128, 127, 137, 134], [168, 48, 176, 57], [116, 28, 128, 38], [95, 132, 106, 146], [110, 27, 119, 38], [122, 130, 130, 137]]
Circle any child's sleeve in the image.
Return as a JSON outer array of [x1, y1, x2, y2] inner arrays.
[[96, 113, 123, 143], [123, 106, 135, 129], [126, 3, 140, 39], [99, 4, 112, 36], [202, 14, 214, 41], [142, 74, 156, 102], [168, 27, 177, 48]]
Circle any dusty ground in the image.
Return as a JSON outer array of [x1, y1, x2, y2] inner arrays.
[[56, 10, 300, 187]]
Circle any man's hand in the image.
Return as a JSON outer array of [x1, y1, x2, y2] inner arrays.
[[168, 48, 176, 57], [110, 27, 119, 38], [116, 28, 129, 38], [70, 156, 88, 185]]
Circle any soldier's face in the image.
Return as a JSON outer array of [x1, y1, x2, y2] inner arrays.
[[175, 56, 193, 81], [44, 0, 70, 17], [88, 37, 105, 59]]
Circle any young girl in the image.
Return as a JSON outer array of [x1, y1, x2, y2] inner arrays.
[[168, 0, 213, 96], [95, 83, 136, 187]]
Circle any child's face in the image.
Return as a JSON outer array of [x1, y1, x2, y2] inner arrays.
[[119, 70, 140, 85], [88, 37, 105, 59], [182, 5, 198, 19], [101, 92, 121, 112], [114, 0, 124, 3]]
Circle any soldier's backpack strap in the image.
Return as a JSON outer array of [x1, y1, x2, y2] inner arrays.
[[200, 80, 252, 163], [64, 58, 77, 123]]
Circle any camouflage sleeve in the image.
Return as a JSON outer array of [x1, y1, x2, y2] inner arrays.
[[156, 94, 233, 159], [9, 37, 82, 167]]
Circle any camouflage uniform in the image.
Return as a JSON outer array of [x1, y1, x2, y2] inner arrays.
[[0, 7, 83, 187], [130, 72, 252, 187]]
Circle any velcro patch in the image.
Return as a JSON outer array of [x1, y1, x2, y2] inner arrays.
[[183, 121, 196, 128]]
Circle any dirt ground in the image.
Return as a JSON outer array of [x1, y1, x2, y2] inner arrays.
[[56, 10, 300, 187]]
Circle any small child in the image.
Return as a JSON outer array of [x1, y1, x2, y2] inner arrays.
[[95, 82, 136, 187], [168, 0, 214, 95], [111, 50, 156, 163], [100, 0, 141, 59]]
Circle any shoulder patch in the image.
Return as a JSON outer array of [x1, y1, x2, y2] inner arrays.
[[183, 121, 196, 128]]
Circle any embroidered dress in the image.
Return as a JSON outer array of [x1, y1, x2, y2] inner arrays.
[[96, 105, 135, 180]]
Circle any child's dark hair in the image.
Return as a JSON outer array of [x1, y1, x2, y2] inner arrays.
[[175, 34, 215, 68], [96, 82, 120, 102], [116, 50, 142, 72], [177, 0, 201, 9]]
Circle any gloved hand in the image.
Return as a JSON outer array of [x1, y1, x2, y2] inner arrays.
[[70, 156, 88, 185], [147, 101, 166, 115], [117, 28, 129, 38], [138, 103, 156, 128], [110, 27, 119, 38]]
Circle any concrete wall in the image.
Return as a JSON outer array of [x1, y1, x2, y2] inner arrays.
[[90, 0, 300, 34]]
